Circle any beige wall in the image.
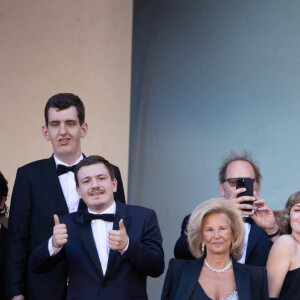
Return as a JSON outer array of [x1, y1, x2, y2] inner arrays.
[[0, 0, 133, 205]]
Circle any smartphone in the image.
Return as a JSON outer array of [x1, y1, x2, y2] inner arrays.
[[236, 177, 254, 212]]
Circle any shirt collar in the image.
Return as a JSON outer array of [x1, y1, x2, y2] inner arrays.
[[54, 153, 83, 167], [88, 201, 116, 215]]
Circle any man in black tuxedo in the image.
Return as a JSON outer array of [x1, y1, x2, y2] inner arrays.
[[174, 151, 280, 266], [30, 155, 164, 299], [6, 94, 125, 300], [0, 171, 9, 299]]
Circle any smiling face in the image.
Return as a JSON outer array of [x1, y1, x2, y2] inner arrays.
[[290, 202, 300, 234], [202, 213, 233, 256], [76, 163, 117, 213], [42, 106, 88, 164], [219, 160, 260, 199]]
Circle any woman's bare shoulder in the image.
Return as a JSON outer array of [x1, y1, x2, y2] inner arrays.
[[273, 234, 297, 253]]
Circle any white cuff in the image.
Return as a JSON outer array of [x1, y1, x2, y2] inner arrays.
[[119, 239, 129, 256], [48, 236, 62, 256]]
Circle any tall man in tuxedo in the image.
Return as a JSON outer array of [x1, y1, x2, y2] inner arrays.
[[6, 94, 125, 300], [30, 155, 164, 300], [174, 151, 280, 266]]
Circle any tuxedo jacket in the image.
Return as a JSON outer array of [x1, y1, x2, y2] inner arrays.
[[161, 257, 269, 300], [0, 219, 8, 299], [174, 214, 272, 266], [5, 155, 125, 300], [30, 201, 165, 300]]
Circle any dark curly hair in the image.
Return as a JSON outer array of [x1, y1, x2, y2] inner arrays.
[[281, 190, 300, 234], [0, 171, 9, 217]]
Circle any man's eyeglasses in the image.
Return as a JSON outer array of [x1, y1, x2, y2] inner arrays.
[[223, 178, 256, 187]]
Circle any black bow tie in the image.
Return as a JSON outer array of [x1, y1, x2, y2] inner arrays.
[[83, 212, 115, 222], [243, 217, 254, 224], [56, 164, 77, 176]]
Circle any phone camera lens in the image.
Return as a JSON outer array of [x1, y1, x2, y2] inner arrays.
[[238, 179, 245, 188]]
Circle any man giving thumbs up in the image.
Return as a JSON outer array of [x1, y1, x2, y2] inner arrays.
[[52, 215, 68, 249], [30, 155, 164, 300]]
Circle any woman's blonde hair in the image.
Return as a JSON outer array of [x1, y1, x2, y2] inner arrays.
[[187, 198, 244, 260]]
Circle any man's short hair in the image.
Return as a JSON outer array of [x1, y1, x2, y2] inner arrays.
[[74, 155, 115, 187], [44, 93, 85, 126], [188, 198, 244, 260], [219, 150, 262, 184], [0, 171, 9, 217]]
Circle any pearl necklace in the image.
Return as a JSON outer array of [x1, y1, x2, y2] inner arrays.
[[204, 258, 232, 273]]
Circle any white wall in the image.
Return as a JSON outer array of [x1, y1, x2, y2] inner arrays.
[[0, 0, 133, 202]]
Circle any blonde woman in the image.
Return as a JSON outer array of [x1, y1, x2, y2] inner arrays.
[[162, 198, 268, 300]]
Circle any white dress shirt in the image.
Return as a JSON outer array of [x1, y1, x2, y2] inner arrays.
[[89, 202, 116, 275], [238, 221, 251, 264], [54, 154, 83, 213]]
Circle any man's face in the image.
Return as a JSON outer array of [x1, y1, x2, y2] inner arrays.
[[42, 106, 87, 163], [219, 160, 260, 199], [76, 163, 117, 213]]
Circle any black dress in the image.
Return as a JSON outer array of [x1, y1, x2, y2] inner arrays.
[[191, 283, 239, 300], [279, 268, 300, 300]]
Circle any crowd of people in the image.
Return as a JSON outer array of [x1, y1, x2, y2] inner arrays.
[[0, 93, 299, 300]]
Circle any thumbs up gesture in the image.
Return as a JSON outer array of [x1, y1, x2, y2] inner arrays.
[[52, 214, 68, 248], [108, 219, 129, 251]]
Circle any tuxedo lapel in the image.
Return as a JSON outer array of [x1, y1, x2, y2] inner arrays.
[[105, 202, 130, 279], [77, 199, 87, 211], [42, 156, 68, 214], [174, 259, 202, 300], [246, 223, 264, 262], [76, 155, 87, 211], [75, 213, 103, 277], [233, 260, 251, 300]]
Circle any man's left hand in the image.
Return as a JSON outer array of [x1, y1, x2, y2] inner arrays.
[[108, 219, 129, 251], [250, 191, 279, 238]]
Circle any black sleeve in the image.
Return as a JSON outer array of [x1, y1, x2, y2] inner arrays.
[[261, 267, 269, 300], [161, 258, 175, 300], [123, 209, 164, 278], [173, 214, 195, 260], [29, 240, 65, 274]]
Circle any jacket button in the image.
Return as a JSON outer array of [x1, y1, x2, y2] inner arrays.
[[101, 282, 106, 288]]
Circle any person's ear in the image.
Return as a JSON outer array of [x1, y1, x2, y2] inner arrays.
[[219, 182, 225, 197], [255, 182, 261, 197], [42, 125, 50, 141], [76, 186, 82, 199], [80, 123, 88, 138], [112, 178, 117, 193]]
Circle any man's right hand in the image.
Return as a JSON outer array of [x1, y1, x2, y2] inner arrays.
[[52, 214, 68, 248], [12, 295, 24, 300], [228, 187, 256, 215]]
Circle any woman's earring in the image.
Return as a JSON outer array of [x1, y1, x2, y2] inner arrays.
[[202, 243, 205, 252]]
